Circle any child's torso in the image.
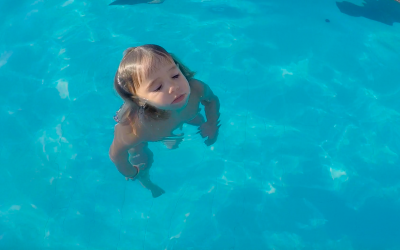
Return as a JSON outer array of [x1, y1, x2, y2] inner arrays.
[[134, 90, 201, 142]]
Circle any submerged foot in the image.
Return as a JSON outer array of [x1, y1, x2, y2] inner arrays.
[[150, 184, 165, 198]]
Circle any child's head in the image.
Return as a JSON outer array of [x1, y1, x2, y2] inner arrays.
[[114, 44, 195, 121]]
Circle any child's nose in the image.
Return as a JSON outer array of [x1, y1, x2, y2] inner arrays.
[[168, 82, 179, 94]]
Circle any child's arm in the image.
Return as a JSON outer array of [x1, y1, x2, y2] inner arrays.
[[109, 125, 144, 178], [191, 79, 221, 145], [110, 126, 165, 197], [201, 86, 220, 126], [192, 79, 220, 125]]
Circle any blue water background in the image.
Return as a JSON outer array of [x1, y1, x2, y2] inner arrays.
[[1, 0, 400, 249]]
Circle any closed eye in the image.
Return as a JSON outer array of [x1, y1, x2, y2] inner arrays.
[[172, 74, 180, 79], [154, 85, 162, 91]]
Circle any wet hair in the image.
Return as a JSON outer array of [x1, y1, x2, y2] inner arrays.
[[114, 44, 195, 134]]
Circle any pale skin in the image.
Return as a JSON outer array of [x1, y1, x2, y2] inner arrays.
[[109, 60, 220, 198]]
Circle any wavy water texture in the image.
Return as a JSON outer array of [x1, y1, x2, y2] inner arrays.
[[1, 0, 400, 249]]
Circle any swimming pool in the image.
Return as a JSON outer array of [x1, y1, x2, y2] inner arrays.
[[1, 0, 400, 249]]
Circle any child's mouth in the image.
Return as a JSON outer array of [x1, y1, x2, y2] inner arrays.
[[172, 94, 186, 104]]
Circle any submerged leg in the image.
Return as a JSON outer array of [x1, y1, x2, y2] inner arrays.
[[129, 143, 165, 198], [137, 169, 165, 198]]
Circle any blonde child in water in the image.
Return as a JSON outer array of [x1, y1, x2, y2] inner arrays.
[[109, 44, 220, 198]]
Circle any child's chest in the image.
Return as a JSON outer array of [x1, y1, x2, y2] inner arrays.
[[142, 96, 201, 141]]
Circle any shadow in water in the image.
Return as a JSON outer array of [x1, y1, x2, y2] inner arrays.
[[336, 0, 400, 26], [109, 0, 164, 5], [206, 4, 246, 19]]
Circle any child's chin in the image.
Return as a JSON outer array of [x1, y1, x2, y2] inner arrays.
[[157, 98, 189, 110]]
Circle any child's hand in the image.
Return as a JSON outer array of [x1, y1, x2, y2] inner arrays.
[[125, 163, 146, 181], [197, 121, 220, 146]]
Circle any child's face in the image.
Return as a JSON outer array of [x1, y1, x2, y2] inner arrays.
[[136, 60, 190, 110]]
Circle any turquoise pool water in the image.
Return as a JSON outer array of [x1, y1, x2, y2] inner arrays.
[[1, 0, 400, 249]]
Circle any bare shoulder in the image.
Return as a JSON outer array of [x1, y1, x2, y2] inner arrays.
[[113, 123, 144, 149], [189, 78, 216, 101], [189, 78, 206, 96], [189, 78, 214, 100]]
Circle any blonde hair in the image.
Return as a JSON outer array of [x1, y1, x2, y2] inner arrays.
[[114, 44, 195, 134]]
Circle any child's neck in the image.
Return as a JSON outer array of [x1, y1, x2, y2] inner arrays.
[[169, 104, 188, 116]]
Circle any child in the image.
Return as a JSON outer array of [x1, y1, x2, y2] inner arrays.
[[109, 44, 220, 198]]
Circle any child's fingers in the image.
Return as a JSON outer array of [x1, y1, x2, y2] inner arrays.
[[204, 138, 214, 146], [204, 136, 216, 146], [205, 131, 219, 146], [196, 130, 207, 138], [137, 163, 146, 171]]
